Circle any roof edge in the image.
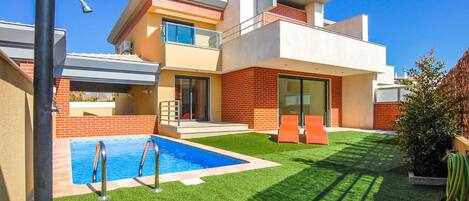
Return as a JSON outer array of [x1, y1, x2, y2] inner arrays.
[[107, 0, 148, 45]]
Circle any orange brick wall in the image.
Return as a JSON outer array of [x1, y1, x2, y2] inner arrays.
[[374, 103, 400, 130], [54, 78, 158, 138], [269, 4, 306, 22], [55, 78, 70, 116], [153, 0, 223, 20], [19, 62, 34, 78], [222, 67, 342, 130], [222, 68, 256, 128], [55, 115, 158, 138]]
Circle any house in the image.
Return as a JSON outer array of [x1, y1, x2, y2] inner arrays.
[[0, 0, 398, 139], [106, 0, 396, 136]]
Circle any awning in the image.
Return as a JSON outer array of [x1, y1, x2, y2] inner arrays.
[[54, 53, 160, 85], [0, 21, 66, 65]]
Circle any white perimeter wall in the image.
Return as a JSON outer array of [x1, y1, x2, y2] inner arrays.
[[342, 73, 377, 129]]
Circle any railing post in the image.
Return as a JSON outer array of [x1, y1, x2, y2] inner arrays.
[[153, 138, 161, 193], [177, 100, 181, 126], [92, 141, 109, 201], [167, 102, 170, 125], [158, 102, 162, 124], [138, 137, 161, 193]]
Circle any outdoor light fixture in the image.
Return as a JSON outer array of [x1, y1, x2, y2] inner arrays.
[[79, 0, 93, 13]]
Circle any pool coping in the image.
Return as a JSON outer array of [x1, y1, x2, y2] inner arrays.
[[53, 134, 281, 198]]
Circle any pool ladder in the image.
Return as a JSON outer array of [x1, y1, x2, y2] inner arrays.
[[92, 141, 109, 200], [138, 137, 162, 193]]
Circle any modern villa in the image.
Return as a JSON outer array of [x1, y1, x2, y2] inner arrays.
[[0, 0, 404, 140], [0, 0, 403, 139], [3, 0, 468, 201]]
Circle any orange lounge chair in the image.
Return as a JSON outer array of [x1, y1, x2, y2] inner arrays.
[[304, 115, 329, 145], [277, 115, 300, 144]]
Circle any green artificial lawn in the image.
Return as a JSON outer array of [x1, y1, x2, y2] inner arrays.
[[56, 132, 444, 201]]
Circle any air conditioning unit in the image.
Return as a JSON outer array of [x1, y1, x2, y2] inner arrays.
[[117, 40, 133, 55]]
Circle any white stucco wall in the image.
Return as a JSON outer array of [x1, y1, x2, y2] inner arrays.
[[216, 0, 276, 32], [342, 73, 377, 129], [216, 0, 241, 32], [377, 65, 395, 85], [222, 21, 386, 74], [326, 15, 369, 41]]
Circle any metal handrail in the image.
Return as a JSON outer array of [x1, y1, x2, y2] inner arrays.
[[159, 100, 181, 126], [92, 141, 109, 200], [221, 11, 385, 47], [138, 137, 162, 193], [221, 13, 264, 43]]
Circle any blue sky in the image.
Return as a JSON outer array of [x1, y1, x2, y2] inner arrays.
[[0, 0, 468, 75]]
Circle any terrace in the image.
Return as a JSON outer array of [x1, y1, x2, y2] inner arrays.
[[221, 11, 386, 75]]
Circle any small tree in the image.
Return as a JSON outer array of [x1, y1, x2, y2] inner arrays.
[[396, 50, 460, 177]]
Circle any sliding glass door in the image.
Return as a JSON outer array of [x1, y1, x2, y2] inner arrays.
[[175, 76, 209, 121], [279, 75, 329, 126]]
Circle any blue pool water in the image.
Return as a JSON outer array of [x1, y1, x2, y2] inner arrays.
[[70, 136, 246, 184]]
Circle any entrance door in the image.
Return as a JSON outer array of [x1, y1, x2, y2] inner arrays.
[[175, 76, 209, 121], [279, 75, 329, 126]]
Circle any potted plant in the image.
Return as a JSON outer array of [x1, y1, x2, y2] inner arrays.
[[396, 50, 461, 185]]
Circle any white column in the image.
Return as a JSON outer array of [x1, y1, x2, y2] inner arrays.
[[305, 2, 324, 27]]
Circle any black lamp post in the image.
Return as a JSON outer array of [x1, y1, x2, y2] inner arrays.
[[33, 1, 91, 200]]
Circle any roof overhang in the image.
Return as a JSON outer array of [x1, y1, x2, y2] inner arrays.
[[180, 0, 227, 9], [108, 0, 225, 44], [221, 20, 386, 76], [277, 0, 331, 8], [107, 0, 149, 44], [0, 21, 66, 65], [54, 54, 160, 85]]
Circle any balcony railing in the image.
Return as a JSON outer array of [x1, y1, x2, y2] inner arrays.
[[376, 87, 410, 103], [222, 12, 306, 43], [162, 22, 221, 49], [222, 12, 371, 44]]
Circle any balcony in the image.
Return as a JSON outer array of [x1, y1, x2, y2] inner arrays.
[[221, 12, 386, 76], [162, 22, 221, 72]]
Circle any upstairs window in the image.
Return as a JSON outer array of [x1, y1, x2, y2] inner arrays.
[[163, 19, 195, 45]]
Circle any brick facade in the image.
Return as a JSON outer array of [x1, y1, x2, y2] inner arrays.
[[19, 62, 34, 78], [444, 49, 469, 138], [269, 4, 306, 23], [222, 67, 342, 130], [55, 78, 70, 116], [153, 0, 223, 20], [54, 78, 158, 138], [374, 103, 400, 130], [55, 115, 158, 138]]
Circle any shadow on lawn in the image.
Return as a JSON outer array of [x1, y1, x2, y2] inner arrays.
[[248, 134, 444, 201]]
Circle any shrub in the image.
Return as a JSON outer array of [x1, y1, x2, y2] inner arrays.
[[396, 50, 460, 177]]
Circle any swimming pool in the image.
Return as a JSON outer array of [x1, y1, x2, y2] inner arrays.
[[70, 136, 247, 184]]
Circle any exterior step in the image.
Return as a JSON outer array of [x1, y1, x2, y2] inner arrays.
[[157, 122, 251, 139], [177, 125, 249, 134], [180, 130, 253, 139]]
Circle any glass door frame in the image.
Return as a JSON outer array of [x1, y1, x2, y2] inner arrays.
[[278, 75, 330, 127], [175, 75, 210, 122]]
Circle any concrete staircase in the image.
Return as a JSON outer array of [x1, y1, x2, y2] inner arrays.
[[158, 122, 252, 139]]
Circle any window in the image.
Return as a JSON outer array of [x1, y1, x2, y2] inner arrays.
[[163, 19, 195, 45]]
